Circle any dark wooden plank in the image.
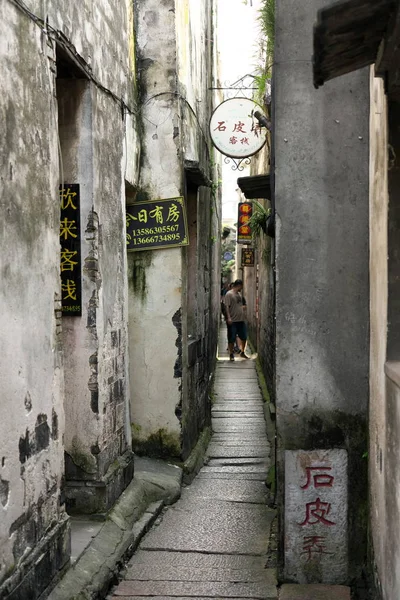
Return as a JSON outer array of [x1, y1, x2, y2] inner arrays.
[[313, 0, 395, 87]]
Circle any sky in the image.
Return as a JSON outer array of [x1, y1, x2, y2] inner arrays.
[[216, 0, 262, 221]]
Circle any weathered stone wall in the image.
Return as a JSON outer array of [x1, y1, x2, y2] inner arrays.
[[178, 0, 218, 460], [0, 0, 139, 595], [130, 0, 184, 457], [241, 143, 274, 400], [0, 4, 68, 596], [182, 182, 216, 461], [61, 84, 137, 514], [130, 0, 219, 460], [29, 0, 136, 107], [53, 0, 138, 513], [274, 0, 369, 584]]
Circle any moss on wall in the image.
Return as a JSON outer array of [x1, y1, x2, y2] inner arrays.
[[131, 425, 181, 459], [253, 350, 271, 404], [68, 436, 97, 475], [128, 250, 153, 304]]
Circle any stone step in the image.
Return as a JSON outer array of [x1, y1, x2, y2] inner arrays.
[[113, 579, 277, 598], [206, 445, 269, 459], [125, 563, 277, 584], [279, 584, 351, 600]]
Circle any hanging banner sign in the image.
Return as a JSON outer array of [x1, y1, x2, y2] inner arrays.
[[237, 201, 253, 244], [242, 248, 255, 267], [59, 184, 82, 316], [209, 98, 268, 159], [126, 197, 189, 252]]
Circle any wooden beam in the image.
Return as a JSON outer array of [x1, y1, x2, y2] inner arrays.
[[314, 0, 394, 87], [375, 0, 400, 99]]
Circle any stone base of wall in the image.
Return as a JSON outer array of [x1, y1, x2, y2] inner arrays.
[[0, 514, 70, 600], [65, 450, 135, 515]]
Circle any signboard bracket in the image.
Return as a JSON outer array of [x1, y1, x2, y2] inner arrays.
[[224, 156, 252, 172]]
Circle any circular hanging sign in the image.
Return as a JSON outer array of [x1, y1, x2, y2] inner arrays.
[[209, 98, 268, 159], [223, 251, 233, 261]]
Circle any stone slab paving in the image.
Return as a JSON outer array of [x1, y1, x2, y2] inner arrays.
[[109, 327, 277, 599], [139, 500, 273, 554], [211, 438, 269, 444], [114, 581, 277, 598], [212, 410, 265, 416], [130, 550, 268, 569], [200, 464, 269, 474], [212, 422, 268, 433], [206, 445, 270, 459], [279, 584, 351, 600], [125, 564, 278, 584], [198, 474, 269, 482], [182, 478, 269, 504], [211, 433, 270, 441]]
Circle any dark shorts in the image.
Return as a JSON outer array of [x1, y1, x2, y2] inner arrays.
[[227, 321, 247, 344]]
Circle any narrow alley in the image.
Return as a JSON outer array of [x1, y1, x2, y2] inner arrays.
[[108, 329, 277, 599], [4, 0, 400, 598]]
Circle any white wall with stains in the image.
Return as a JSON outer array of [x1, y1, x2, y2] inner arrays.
[[0, 0, 140, 595], [129, 0, 218, 457]]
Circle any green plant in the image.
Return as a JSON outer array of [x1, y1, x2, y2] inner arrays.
[[254, 0, 275, 103], [259, 0, 275, 61], [249, 200, 271, 240], [254, 72, 270, 105]]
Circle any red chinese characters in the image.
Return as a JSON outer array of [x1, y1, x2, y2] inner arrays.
[[298, 464, 336, 559], [251, 122, 262, 137], [216, 121, 261, 146], [233, 121, 247, 133], [209, 99, 268, 160], [214, 121, 227, 132], [299, 498, 335, 527], [301, 535, 332, 562], [301, 466, 334, 489], [239, 203, 252, 215], [237, 202, 253, 243]]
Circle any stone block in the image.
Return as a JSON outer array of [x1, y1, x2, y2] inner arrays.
[[0, 515, 70, 600], [280, 584, 350, 600], [66, 450, 134, 515], [285, 450, 347, 584]]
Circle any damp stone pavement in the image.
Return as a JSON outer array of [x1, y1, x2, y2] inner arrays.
[[108, 327, 276, 600], [108, 327, 351, 600]]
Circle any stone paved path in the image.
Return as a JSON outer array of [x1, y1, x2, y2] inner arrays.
[[109, 327, 277, 599]]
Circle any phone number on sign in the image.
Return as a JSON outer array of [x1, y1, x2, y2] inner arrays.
[[131, 224, 180, 237], [131, 233, 181, 245]]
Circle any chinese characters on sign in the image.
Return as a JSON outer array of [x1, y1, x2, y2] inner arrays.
[[241, 248, 255, 267], [284, 450, 348, 584], [209, 98, 268, 159], [59, 184, 81, 316], [126, 197, 189, 252], [237, 202, 253, 244]]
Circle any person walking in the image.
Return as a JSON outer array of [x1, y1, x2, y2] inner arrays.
[[224, 279, 249, 362]]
